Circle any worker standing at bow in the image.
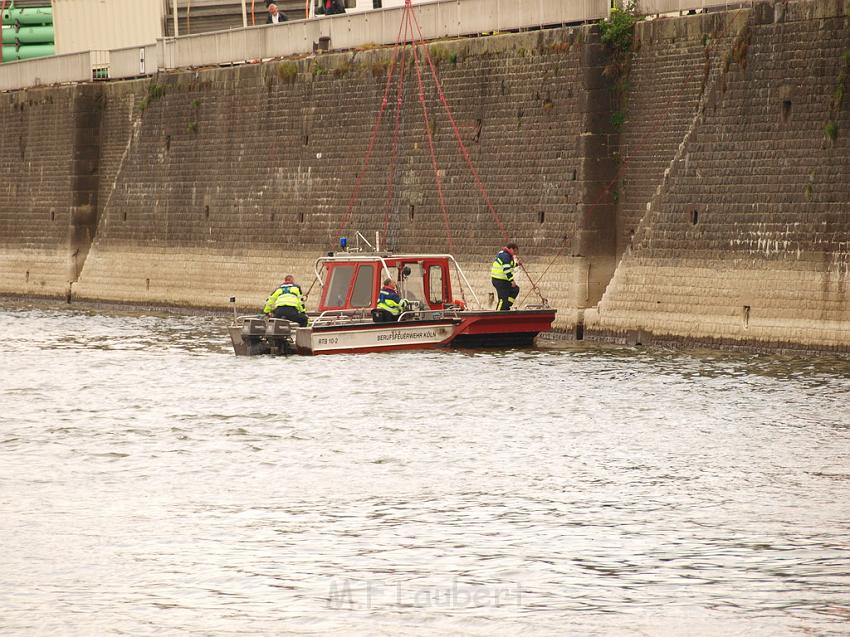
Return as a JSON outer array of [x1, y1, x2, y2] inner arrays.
[[490, 242, 520, 311], [263, 275, 308, 327]]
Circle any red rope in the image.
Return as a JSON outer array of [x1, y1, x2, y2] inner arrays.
[[332, 0, 542, 305], [407, 9, 545, 300], [408, 9, 509, 244], [334, 12, 408, 243], [381, 8, 411, 243], [409, 17, 456, 256]]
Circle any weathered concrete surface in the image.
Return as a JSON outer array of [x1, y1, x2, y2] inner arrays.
[[0, 88, 76, 298], [2, 27, 614, 321], [1, 0, 849, 350], [585, 0, 850, 349]]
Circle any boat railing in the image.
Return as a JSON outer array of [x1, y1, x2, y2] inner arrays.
[[311, 309, 371, 327], [311, 251, 481, 310], [397, 309, 460, 322], [444, 255, 481, 310]]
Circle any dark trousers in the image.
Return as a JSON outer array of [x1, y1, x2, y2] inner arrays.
[[371, 308, 398, 323], [492, 278, 519, 311], [272, 305, 308, 327]]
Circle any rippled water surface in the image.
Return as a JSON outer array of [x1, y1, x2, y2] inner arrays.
[[2, 300, 849, 636]]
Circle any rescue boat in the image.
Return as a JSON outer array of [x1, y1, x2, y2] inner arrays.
[[229, 250, 556, 356], [228, 2, 558, 357]]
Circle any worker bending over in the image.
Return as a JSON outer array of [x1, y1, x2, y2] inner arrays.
[[263, 275, 308, 327], [490, 242, 520, 311]]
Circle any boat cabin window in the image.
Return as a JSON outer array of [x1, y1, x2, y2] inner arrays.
[[399, 262, 425, 305], [428, 266, 444, 304], [350, 264, 375, 307], [326, 265, 355, 307]]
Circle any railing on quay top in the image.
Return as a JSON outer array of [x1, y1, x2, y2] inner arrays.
[[0, 0, 757, 93], [110, 44, 159, 79], [157, 0, 610, 70], [636, 0, 753, 13], [0, 51, 95, 92]]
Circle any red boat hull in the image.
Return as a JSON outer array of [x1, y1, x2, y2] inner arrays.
[[454, 309, 555, 336], [298, 309, 556, 355]]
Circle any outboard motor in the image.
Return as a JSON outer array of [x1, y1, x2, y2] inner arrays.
[[230, 317, 270, 356], [265, 319, 294, 356]]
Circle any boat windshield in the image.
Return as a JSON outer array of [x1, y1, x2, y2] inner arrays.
[[398, 262, 425, 305], [326, 265, 354, 307], [350, 264, 375, 307], [428, 265, 444, 304]]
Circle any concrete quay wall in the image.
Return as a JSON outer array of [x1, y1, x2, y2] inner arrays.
[[3, 26, 616, 325], [586, 0, 850, 349], [1, 0, 848, 350]]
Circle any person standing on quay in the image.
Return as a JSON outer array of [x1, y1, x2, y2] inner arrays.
[[317, 0, 346, 15], [490, 242, 520, 311], [266, 3, 288, 23]]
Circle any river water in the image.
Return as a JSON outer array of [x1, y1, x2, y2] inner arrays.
[[1, 300, 849, 636]]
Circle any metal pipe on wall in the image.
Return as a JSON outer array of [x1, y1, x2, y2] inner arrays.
[[172, 0, 179, 36], [0, 0, 6, 63]]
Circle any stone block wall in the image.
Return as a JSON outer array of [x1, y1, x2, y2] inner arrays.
[[3, 0, 850, 350], [588, 0, 850, 348], [0, 88, 76, 297], [616, 9, 746, 256], [70, 27, 614, 321]]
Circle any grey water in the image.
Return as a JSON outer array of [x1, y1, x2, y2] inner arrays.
[[1, 300, 849, 636]]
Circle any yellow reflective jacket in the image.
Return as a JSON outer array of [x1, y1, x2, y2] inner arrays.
[[490, 250, 516, 281], [263, 284, 305, 314], [377, 286, 403, 316]]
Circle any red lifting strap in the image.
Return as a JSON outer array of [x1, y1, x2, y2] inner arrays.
[[337, 0, 546, 301]]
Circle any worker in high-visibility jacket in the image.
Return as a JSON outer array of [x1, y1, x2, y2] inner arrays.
[[263, 274, 308, 326], [490, 242, 520, 311], [373, 278, 406, 323]]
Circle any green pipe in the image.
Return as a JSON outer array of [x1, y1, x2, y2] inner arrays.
[[2, 7, 53, 26], [1, 43, 54, 61], [18, 43, 54, 58], [3, 25, 53, 44]]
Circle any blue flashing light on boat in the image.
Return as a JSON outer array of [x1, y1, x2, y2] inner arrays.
[[339, 236, 348, 251]]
